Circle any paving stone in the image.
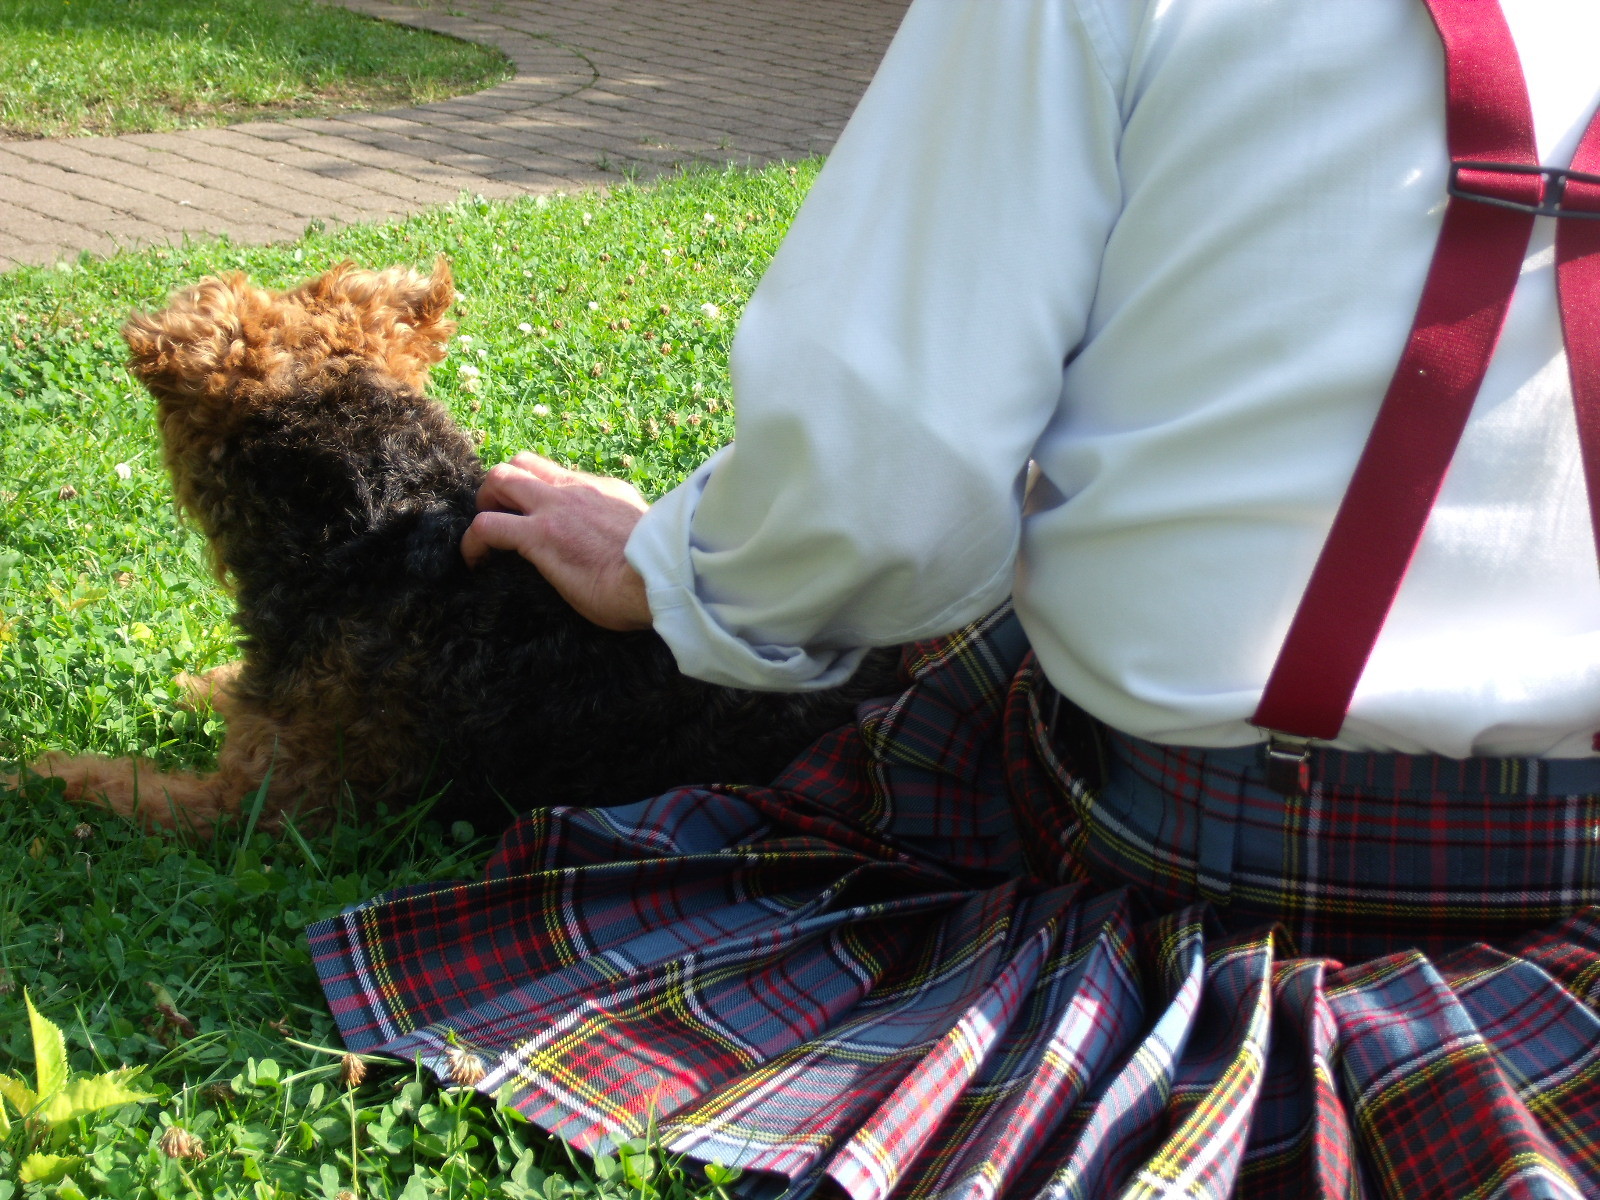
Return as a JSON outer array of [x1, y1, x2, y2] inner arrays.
[[4, 243, 71, 269], [63, 139, 174, 170], [222, 121, 307, 142], [0, 177, 127, 231], [396, 138, 522, 172], [480, 164, 589, 190], [174, 127, 272, 154], [125, 156, 298, 212], [3, 205, 93, 244], [1, 140, 106, 170]]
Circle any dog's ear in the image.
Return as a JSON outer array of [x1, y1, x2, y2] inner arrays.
[[372, 257, 455, 386], [408, 257, 455, 341], [122, 273, 281, 408], [290, 258, 456, 387], [389, 257, 455, 370]]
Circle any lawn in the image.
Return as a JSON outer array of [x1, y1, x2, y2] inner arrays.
[[0, 0, 510, 139], [0, 160, 817, 1197]]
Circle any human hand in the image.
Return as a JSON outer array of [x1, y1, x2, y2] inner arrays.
[[461, 452, 652, 631]]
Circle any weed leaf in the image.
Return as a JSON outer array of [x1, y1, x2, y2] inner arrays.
[[25, 990, 69, 1099], [40, 1070, 156, 1125], [0, 1072, 35, 1129], [19, 1152, 82, 1184]]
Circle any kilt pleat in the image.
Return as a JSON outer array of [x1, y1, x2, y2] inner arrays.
[[310, 606, 1600, 1199]]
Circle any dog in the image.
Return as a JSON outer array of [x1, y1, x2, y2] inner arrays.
[[22, 260, 897, 835]]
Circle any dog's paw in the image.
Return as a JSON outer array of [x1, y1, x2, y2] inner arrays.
[[175, 662, 241, 714]]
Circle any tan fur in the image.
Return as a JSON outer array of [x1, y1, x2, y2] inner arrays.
[[175, 661, 242, 714]]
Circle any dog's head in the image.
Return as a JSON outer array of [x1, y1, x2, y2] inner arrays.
[[122, 259, 457, 532], [123, 257, 456, 426]]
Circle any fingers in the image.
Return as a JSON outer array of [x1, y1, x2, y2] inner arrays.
[[508, 451, 574, 484], [460, 509, 536, 568], [476, 455, 649, 520], [473, 453, 602, 516], [459, 502, 651, 630], [475, 460, 549, 516]]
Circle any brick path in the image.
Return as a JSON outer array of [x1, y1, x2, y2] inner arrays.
[[0, 0, 909, 271]]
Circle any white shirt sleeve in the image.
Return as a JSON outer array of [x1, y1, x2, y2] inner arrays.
[[625, 0, 1127, 691]]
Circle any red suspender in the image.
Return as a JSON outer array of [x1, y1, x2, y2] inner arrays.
[[1251, 0, 1600, 792]]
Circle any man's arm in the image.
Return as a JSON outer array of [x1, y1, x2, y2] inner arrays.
[[628, 0, 1128, 689], [468, 0, 1127, 686]]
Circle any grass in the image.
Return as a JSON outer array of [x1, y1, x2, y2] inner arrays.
[[0, 0, 511, 139], [0, 159, 817, 1196]]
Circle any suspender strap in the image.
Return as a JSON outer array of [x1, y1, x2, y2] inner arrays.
[[1253, 0, 1600, 750]]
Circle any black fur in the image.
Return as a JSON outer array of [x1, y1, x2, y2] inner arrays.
[[210, 364, 899, 832]]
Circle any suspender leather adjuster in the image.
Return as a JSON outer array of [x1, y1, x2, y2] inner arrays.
[[1261, 735, 1313, 798], [1449, 161, 1600, 221]]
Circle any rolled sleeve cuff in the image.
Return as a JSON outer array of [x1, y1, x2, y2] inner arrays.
[[625, 455, 870, 692]]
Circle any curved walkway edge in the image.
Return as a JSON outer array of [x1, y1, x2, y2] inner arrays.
[[0, 0, 909, 271]]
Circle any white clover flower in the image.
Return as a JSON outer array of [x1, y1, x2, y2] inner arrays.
[[532, 404, 551, 417], [518, 322, 534, 334], [703, 212, 717, 224], [476, 347, 488, 358], [113, 462, 133, 480], [461, 377, 482, 395], [582, 211, 593, 226], [458, 334, 474, 347], [700, 303, 722, 320], [457, 363, 481, 379], [588, 301, 600, 311]]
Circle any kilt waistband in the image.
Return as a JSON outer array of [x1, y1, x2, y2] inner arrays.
[[1127, 734, 1600, 798], [1038, 689, 1600, 957], [1038, 684, 1600, 796]]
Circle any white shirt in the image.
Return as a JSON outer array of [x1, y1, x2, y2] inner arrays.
[[625, 0, 1600, 759]]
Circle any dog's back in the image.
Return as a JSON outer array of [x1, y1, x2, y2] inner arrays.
[[217, 364, 894, 829]]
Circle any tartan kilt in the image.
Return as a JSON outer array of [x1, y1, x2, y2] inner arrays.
[[310, 605, 1600, 1200]]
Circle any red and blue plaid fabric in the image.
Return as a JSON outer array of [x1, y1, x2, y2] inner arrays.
[[310, 605, 1600, 1199], [1050, 722, 1600, 962]]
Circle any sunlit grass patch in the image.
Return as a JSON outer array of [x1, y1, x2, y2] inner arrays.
[[0, 0, 511, 139]]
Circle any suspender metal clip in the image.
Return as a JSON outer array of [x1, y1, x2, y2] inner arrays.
[[1261, 734, 1314, 798], [1448, 161, 1600, 220]]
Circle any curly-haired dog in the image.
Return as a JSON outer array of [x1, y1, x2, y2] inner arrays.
[[24, 260, 896, 835]]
